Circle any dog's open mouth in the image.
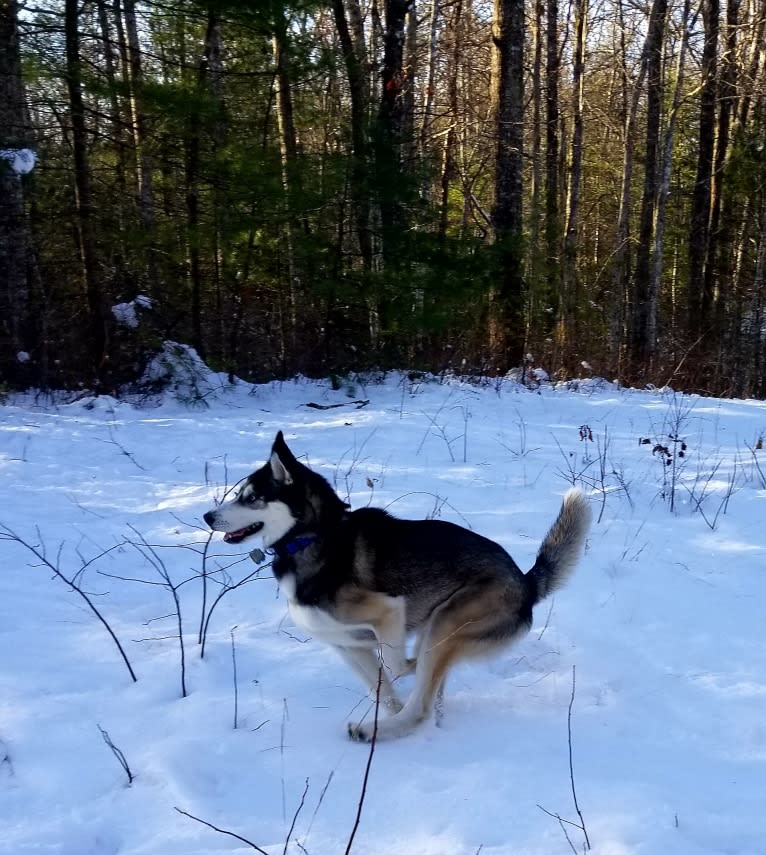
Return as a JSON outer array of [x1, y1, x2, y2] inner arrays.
[[223, 522, 264, 544]]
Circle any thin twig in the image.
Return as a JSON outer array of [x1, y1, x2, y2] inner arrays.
[[174, 807, 270, 854], [568, 665, 591, 850], [536, 805, 579, 855], [303, 770, 334, 846], [200, 563, 269, 658], [231, 626, 239, 730], [537, 598, 555, 641], [281, 699, 289, 823], [198, 529, 214, 644], [127, 525, 187, 697], [97, 724, 134, 785], [283, 778, 310, 855], [344, 666, 382, 855]]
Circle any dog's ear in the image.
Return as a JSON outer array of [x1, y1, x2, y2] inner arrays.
[[269, 431, 295, 484]]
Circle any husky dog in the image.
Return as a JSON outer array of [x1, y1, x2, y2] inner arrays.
[[204, 431, 591, 742]]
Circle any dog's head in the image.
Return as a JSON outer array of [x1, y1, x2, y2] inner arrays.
[[204, 431, 346, 548]]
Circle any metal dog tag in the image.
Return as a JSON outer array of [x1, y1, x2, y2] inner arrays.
[[249, 548, 266, 564]]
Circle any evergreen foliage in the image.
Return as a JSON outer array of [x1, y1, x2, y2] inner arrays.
[[1, 0, 765, 395]]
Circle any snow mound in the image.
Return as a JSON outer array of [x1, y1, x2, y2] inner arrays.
[[138, 341, 230, 407]]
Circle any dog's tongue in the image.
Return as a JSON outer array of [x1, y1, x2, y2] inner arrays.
[[223, 529, 248, 544], [223, 521, 263, 544]]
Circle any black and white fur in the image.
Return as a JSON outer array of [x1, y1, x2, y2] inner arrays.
[[205, 431, 591, 741]]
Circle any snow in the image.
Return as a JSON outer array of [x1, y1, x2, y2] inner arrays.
[[1, 371, 765, 855], [112, 301, 139, 328], [112, 295, 152, 329], [0, 148, 37, 175]]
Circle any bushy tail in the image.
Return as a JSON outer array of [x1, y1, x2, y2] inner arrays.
[[526, 489, 591, 603]]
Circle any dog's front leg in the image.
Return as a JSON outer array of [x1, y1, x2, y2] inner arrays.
[[372, 596, 414, 680], [334, 647, 403, 713]]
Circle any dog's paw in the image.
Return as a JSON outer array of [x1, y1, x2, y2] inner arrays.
[[347, 720, 374, 743]]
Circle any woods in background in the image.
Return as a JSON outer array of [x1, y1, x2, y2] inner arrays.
[[1, 0, 765, 396]]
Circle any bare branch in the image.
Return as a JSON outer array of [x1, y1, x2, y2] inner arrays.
[[0, 523, 137, 682]]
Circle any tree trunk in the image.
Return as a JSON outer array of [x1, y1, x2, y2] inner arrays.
[[688, 0, 719, 340], [490, 0, 525, 368], [529, 0, 545, 330], [629, 0, 668, 369], [377, 0, 411, 263], [545, 0, 560, 331], [332, 0, 373, 273], [184, 13, 204, 358], [203, 10, 227, 365], [0, 0, 37, 385], [608, 0, 650, 373], [706, 0, 741, 365], [95, 0, 128, 218], [122, 0, 156, 253], [649, 0, 693, 364], [402, 0, 418, 168], [560, 0, 587, 372], [609, 0, 646, 375], [439, 0, 463, 241], [65, 0, 108, 379], [272, 8, 301, 359], [420, 0, 441, 167]]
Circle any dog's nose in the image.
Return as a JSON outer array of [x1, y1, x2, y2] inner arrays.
[[203, 510, 216, 527]]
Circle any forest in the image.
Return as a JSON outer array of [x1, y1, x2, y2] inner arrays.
[[1, 0, 765, 396]]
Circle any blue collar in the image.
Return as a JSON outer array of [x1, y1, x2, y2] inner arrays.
[[284, 534, 318, 554]]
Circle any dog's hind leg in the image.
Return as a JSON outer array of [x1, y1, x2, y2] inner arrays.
[[348, 619, 460, 741], [348, 580, 530, 742], [334, 646, 403, 713]]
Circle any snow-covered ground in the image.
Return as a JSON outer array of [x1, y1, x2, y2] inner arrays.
[[1, 369, 765, 855]]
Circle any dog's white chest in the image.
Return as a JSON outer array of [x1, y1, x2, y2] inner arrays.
[[278, 573, 376, 648]]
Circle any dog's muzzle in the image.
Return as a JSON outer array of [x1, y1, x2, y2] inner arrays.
[[204, 511, 265, 544]]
